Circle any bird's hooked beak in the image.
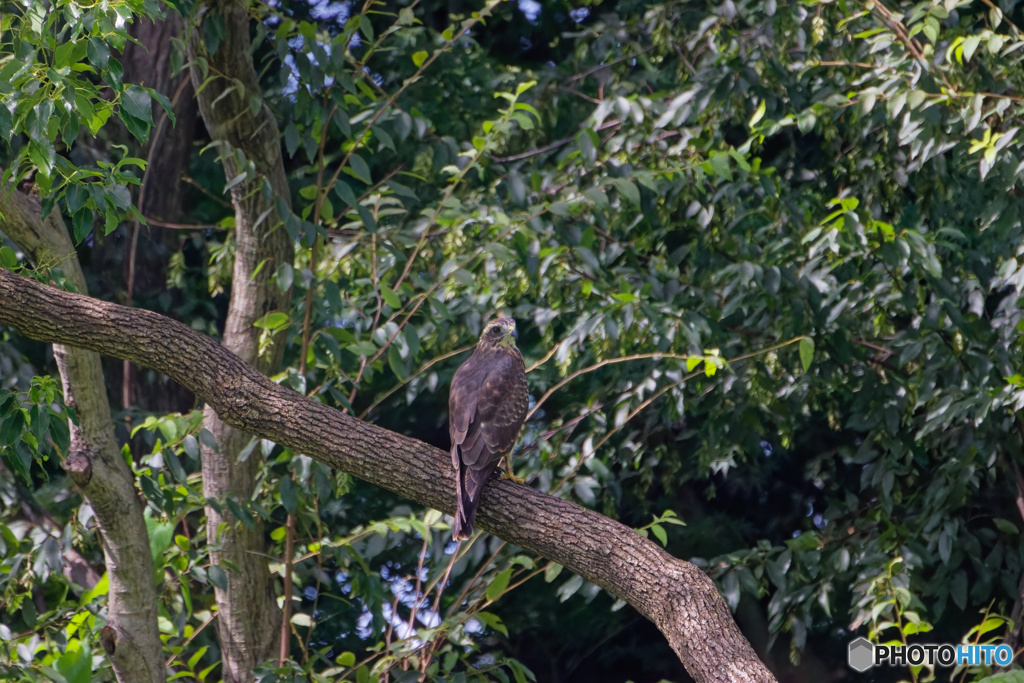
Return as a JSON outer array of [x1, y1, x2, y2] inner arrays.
[[510, 326, 518, 341]]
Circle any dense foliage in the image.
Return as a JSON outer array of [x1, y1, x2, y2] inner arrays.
[[2, 0, 1024, 680]]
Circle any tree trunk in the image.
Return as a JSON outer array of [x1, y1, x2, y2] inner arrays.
[[0, 267, 779, 683], [0, 194, 165, 683], [118, 11, 200, 415], [185, 0, 295, 677]]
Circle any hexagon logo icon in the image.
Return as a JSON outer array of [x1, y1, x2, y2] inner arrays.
[[848, 637, 875, 672]]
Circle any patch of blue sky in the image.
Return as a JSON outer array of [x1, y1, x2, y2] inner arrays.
[[311, 0, 351, 23], [518, 0, 541, 22]]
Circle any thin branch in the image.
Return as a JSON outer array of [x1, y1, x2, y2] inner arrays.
[[548, 337, 807, 494], [165, 612, 218, 668], [491, 119, 622, 164], [143, 218, 219, 231], [278, 509, 297, 665], [357, 343, 475, 420], [527, 351, 698, 421], [404, 533, 432, 638]]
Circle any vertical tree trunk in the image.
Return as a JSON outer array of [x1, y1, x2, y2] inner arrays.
[[0, 192, 165, 683], [119, 12, 200, 415], [187, 1, 295, 678]]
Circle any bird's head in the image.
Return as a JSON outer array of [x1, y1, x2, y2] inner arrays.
[[478, 317, 519, 351]]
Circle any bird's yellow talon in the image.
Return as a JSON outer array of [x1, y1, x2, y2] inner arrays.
[[499, 469, 525, 484]]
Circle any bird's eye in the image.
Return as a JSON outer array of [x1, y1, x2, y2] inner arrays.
[[489, 326, 502, 336]]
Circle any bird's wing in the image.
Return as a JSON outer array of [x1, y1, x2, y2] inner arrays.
[[461, 353, 525, 469], [449, 352, 487, 465]]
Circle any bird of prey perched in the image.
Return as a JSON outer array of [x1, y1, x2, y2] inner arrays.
[[449, 317, 529, 541]]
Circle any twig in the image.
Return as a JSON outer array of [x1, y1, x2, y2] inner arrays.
[[142, 218, 219, 231], [278, 510, 297, 665], [381, 591, 402, 681], [566, 47, 654, 83], [358, 343, 475, 419], [346, 232, 382, 409], [165, 611, 217, 668], [527, 351, 698, 421], [415, 544, 462, 676], [812, 59, 892, 69], [446, 541, 507, 618], [404, 534, 432, 639], [181, 175, 233, 208], [302, 497, 326, 659], [549, 336, 807, 494], [491, 119, 621, 164]]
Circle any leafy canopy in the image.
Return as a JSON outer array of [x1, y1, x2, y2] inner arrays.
[[1, 0, 1024, 680]]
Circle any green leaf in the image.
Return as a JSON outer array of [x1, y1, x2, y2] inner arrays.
[[380, 285, 401, 309], [358, 13, 375, 42], [707, 153, 733, 181], [799, 337, 815, 372], [87, 38, 110, 69], [276, 263, 293, 293], [387, 345, 407, 381], [993, 518, 1019, 535], [55, 644, 91, 683], [208, 564, 228, 590], [53, 40, 87, 70], [347, 153, 372, 184], [348, 340, 378, 357], [372, 125, 395, 152], [280, 476, 298, 514], [749, 99, 766, 128], [121, 85, 154, 124], [411, 50, 429, 68], [120, 111, 150, 143], [609, 178, 640, 206], [485, 567, 514, 602], [187, 645, 208, 672], [284, 123, 300, 157], [147, 517, 175, 563], [583, 187, 609, 210], [474, 611, 509, 636], [254, 312, 290, 330], [548, 201, 570, 217], [0, 246, 17, 269], [163, 449, 187, 483]]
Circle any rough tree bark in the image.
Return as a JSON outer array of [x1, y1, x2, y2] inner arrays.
[[185, 1, 295, 677], [0, 195, 164, 683], [0, 267, 779, 683], [118, 10, 199, 414]]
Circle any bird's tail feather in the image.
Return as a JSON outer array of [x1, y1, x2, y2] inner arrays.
[[452, 467, 488, 541]]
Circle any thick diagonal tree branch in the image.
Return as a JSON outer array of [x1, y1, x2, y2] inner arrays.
[[0, 267, 777, 683], [0, 193, 164, 683]]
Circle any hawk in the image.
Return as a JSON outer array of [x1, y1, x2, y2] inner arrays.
[[448, 317, 529, 540]]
